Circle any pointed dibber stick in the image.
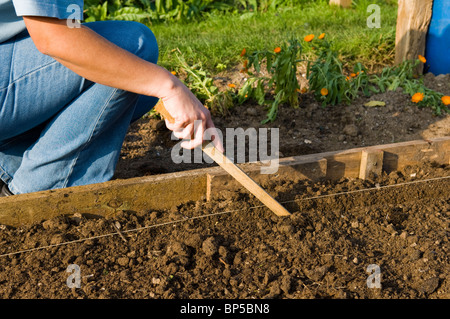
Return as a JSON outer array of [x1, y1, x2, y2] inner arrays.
[[154, 99, 291, 217]]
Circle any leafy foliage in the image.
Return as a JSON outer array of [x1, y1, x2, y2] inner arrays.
[[83, 0, 311, 23], [238, 38, 304, 123], [84, 0, 152, 22], [237, 34, 448, 123], [172, 49, 233, 114], [306, 38, 375, 106], [371, 59, 449, 115]]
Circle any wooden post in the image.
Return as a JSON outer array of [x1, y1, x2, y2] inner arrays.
[[395, 0, 434, 73], [329, 0, 352, 8], [359, 150, 384, 180]]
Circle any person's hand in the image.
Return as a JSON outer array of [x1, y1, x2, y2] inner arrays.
[[161, 76, 224, 152]]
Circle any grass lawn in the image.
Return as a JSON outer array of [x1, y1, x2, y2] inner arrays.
[[150, 0, 398, 74]]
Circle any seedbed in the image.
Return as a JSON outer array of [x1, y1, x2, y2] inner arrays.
[[0, 158, 448, 299]]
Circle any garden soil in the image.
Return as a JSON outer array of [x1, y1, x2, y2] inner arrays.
[[0, 73, 449, 299], [0, 162, 448, 299]]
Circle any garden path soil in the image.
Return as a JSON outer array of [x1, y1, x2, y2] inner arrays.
[[0, 162, 448, 299]]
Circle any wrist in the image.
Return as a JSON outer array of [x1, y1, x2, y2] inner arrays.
[[149, 67, 182, 100]]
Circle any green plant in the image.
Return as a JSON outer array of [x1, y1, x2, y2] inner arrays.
[[84, 0, 233, 23], [232, 0, 298, 13], [306, 36, 376, 106], [370, 59, 418, 93], [84, 0, 154, 22], [369, 58, 449, 115], [406, 82, 447, 115], [306, 38, 348, 105], [238, 38, 304, 123], [172, 49, 233, 115], [306, 36, 449, 115], [154, 0, 231, 21], [83, 0, 323, 23]]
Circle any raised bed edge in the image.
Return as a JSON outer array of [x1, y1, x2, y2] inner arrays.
[[0, 136, 448, 227]]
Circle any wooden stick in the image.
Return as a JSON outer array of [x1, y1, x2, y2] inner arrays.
[[154, 100, 291, 217]]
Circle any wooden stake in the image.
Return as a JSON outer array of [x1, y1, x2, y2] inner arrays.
[[359, 150, 384, 180], [395, 0, 434, 73], [201, 142, 291, 216], [154, 100, 291, 217]]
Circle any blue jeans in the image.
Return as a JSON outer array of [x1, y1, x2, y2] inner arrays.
[[0, 21, 159, 194]]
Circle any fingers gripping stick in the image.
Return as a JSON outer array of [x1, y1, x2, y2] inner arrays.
[[154, 99, 291, 217]]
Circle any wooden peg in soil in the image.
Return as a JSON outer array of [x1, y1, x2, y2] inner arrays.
[[359, 149, 384, 180], [154, 99, 291, 217]]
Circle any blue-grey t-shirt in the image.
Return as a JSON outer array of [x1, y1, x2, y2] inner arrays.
[[0, 0, 84, 43]]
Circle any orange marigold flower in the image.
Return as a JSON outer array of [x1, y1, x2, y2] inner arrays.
[[411, 92, 424, 103], [274, 47, 281, 53], [228, 83, 236, 88], [346, 76, 350, 81], [321, 88, 329, 96], [240, 48, 246, 57], [418, 55, 426, 63], [171, 71, 177, 75], [441, 96, 450, 105], [304, 34, 314, 42], [318, 33, 325, 40], [350, 73, 357, 77]]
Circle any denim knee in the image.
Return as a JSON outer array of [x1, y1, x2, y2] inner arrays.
[[130, 21, 159, 64], [85, 20, 159, 64]]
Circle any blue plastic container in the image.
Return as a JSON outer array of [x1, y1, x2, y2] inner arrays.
[[425, 0, 450, 75]]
